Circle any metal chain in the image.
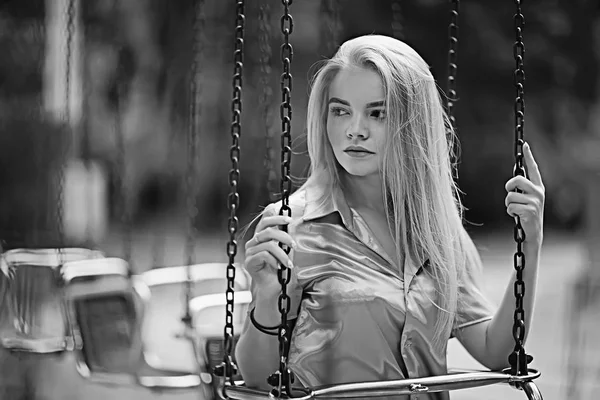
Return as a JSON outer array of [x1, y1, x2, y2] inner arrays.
[[258, 4, 277, 203], [80, 19, 94, 249], [446, 0, 460, 180], [182, 0, 205, 325], [272, 0, 294, 397], [391, 0, 404, 40], [321, 0, 340, 56], [509, 0, 530, 377], [114, 54, 132, 271], [223, 0, 245, 384], [58, 0, 76, 261], [447, 0, 459, 132]]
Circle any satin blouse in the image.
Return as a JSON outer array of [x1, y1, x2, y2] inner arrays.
[[245, 183, 495, 400]]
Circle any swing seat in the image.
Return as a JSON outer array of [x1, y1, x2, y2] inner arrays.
[[139, 263, 250, 390], [61, 257, 145, 383], [222, 368, 543, 399], [62, 257, 202, 390], [0, 248, 104, 353], [62, 259, 252, 391]]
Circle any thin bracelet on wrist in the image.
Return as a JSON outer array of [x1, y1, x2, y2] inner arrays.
[[249, 307, 280, 336]]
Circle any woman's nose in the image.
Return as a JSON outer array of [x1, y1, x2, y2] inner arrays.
[[346, 115, 369, 139]]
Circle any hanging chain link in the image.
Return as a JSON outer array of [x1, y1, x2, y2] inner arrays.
[[258, 4, 277, 203], [182, 0, 205, 325], [509, 0, 530, 377], [222, 0, 245, 385], [114, 53, 132, 270], [271, 0, 295, 398], [446, 0, 460, 181], [447, 0, 459, 132], [391, 0, 404, 40], [321, 0, 340, 56], [58, 0, 76, 261]]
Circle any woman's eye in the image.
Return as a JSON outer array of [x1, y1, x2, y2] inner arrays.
[[370, 109, 387, 120], [330, 107, 348, 117]]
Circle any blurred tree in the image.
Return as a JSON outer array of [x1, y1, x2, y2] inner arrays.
[[0, 0, 597, 238]]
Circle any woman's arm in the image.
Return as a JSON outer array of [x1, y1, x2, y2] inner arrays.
[[235, 208, 300, 388], [457, 241, 540, 370], [235, 294, 284, 389], [457, 142, 544, 370]]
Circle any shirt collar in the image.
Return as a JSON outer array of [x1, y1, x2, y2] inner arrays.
[[302, 182, 354, 231]]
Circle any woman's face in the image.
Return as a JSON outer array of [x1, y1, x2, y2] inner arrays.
[[326, 66, 388, 178]]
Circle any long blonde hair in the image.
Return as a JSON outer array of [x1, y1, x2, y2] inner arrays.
[[300, 35, 471, 349]]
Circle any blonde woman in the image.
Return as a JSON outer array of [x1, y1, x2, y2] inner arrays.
[[236, 35, 545, 399]]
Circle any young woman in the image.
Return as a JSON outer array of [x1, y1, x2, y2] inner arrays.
[[235, 35, 545, 399]]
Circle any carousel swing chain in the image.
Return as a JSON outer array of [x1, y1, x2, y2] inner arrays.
[[220, 0, 246, 385], [446, 0, 460, 181], [56, 0, 77, 346], [57, 0, 77, 264], [182, 0, 206, 326], [509, 0, 532, 377], [321, 0, 340, 56], [258, 3, 278, 203], [267, 0, 296, 398], [391, 0, 404, 41], [446, 0, 459, 132], [115, 49, 133, 273]]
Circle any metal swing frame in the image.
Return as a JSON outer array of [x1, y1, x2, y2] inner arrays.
[[213, 1, 544, 399]]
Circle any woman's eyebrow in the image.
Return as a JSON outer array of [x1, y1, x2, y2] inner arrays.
[[366, 100, 385, 108], [328, 98, 386, 108], [328, 97, 350, 106]]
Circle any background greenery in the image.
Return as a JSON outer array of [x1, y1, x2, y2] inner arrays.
[[0, 0, 597, 249]]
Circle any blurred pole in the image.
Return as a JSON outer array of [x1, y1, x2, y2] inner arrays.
[[43, 0, 108, 245]]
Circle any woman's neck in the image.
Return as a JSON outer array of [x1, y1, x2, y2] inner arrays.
[[341, 172, 385, 213]]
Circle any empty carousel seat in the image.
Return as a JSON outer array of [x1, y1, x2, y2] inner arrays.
[[0, 248, 104, 353]]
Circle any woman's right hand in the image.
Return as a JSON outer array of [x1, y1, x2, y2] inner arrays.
[[244, 213, 297, 297]]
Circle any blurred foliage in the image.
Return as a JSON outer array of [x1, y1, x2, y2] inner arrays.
[[0, 0, 598, 246]]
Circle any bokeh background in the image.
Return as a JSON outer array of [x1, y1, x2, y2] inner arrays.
[[0, 0, 599, 399]]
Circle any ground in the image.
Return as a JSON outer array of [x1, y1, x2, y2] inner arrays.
[[1, 228, 598, 400]]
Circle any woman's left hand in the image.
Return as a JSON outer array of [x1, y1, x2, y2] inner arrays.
[[505, 142, 545, 246]]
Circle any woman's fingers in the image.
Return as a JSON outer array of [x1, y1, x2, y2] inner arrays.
[[246, 240, 294, 271], [251, 227, 296, 250], [245, 251, 279, 274], [245, 213, 295, 276], [523, 142, 543, 188], [256, 214, 292, 232], [504, 191, 537, 208], [504, 175, 545, 199]]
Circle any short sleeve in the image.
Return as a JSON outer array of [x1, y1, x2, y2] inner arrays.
[[451, 228, 496, 337]]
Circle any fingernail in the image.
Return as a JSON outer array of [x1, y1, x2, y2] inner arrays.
[[285, 216, 293, 223], [287, 261, 294, 269], [291, 241, 298, 249]]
